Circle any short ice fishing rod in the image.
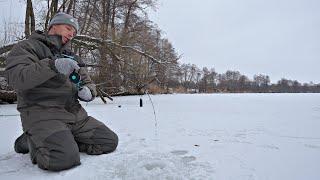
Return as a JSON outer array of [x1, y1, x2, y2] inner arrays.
[[61, 54, 109, 104], [62, 54, 101, 90]]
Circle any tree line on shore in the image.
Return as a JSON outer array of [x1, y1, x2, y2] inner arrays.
[[161, 63, 320, 94]]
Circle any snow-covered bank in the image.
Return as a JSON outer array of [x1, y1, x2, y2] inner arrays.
[[1, 93, 320, 180]]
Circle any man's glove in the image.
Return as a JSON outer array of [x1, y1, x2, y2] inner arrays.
[[78, 86, 93, 101], [54, 58, 80, 75]]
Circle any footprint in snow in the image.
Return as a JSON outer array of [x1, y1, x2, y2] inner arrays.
[[170, 150, 188, 156], [181, 156, 197, 163], [305, 144, 320, 149], [258, 144, 280, 150], [143, 161, 167, 171]]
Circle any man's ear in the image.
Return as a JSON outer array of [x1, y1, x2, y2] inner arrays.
[[48, 25, 56, 35]]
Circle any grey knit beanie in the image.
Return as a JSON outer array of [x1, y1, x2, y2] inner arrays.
[[49, 12, 79, 33]]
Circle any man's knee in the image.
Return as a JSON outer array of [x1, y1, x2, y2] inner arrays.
[[78, 125, 118, 155], [94, 125, 118, 153], [30, 130, 80, 171]]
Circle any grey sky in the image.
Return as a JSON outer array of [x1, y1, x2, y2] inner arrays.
[[148, 0, 320, 83], [1, 0, 319, 83], [0, 0, 25, 40], [0, 0, 24, 23]]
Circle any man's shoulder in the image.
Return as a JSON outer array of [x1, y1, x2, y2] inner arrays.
[[14, 32, 48, 50], [15, 39, 38, 48], [9, 40, 32, 55]]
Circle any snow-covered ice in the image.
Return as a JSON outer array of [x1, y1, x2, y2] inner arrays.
[[0, 93, 320, 180]]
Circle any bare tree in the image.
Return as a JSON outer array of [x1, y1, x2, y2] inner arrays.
[[25, 0, 36, 38]]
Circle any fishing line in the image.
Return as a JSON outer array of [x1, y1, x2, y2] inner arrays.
[[145, 91, 159, 141]]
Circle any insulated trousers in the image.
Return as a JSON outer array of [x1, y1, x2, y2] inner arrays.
[[19, 106, 118, 171]]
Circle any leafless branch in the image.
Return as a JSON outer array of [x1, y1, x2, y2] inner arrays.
[[0, 42, 17, 55], [73, 35, 167, 66]]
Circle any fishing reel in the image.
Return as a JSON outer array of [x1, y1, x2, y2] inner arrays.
[[69, 70, 81, 84], [69, 70, 82, 90], [61, 54, 83, 90]]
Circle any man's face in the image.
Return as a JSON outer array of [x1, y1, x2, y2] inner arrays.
[[48, 24, 76, 44]]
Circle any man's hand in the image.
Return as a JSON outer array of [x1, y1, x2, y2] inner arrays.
[[54, 58, 80, 75], [78, 86, 93, 101]]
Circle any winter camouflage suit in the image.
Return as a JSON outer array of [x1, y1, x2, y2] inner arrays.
[[5, 31, 118, 171]]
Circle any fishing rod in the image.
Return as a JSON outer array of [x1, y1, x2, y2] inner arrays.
[[61, 54, 111, 104]]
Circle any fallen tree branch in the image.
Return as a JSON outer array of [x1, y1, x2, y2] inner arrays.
[[73, 35, 167, 66], [0, 42, 18, 55], [96, 87, 113, 101]]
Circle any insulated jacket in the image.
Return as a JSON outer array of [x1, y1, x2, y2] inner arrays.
[[5, 31, 97, 110]]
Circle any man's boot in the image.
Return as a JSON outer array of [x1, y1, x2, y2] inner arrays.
[[14, 133, 29, 154]]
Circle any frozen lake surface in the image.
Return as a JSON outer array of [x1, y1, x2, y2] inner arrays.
[[0, 93, 320, 180]]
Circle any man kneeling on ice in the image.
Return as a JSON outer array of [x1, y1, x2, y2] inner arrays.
[[5, 12, 118, 171]]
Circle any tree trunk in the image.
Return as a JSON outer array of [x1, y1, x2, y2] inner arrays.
[[25, 0, 35, 38], [45, 0, 59, 31], [120, 0, 138, 44]]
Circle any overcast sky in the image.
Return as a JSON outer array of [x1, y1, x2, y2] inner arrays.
[[1, 0, 319, 83], [0, 0, 24, 24], [148, 0, 320, 83]]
